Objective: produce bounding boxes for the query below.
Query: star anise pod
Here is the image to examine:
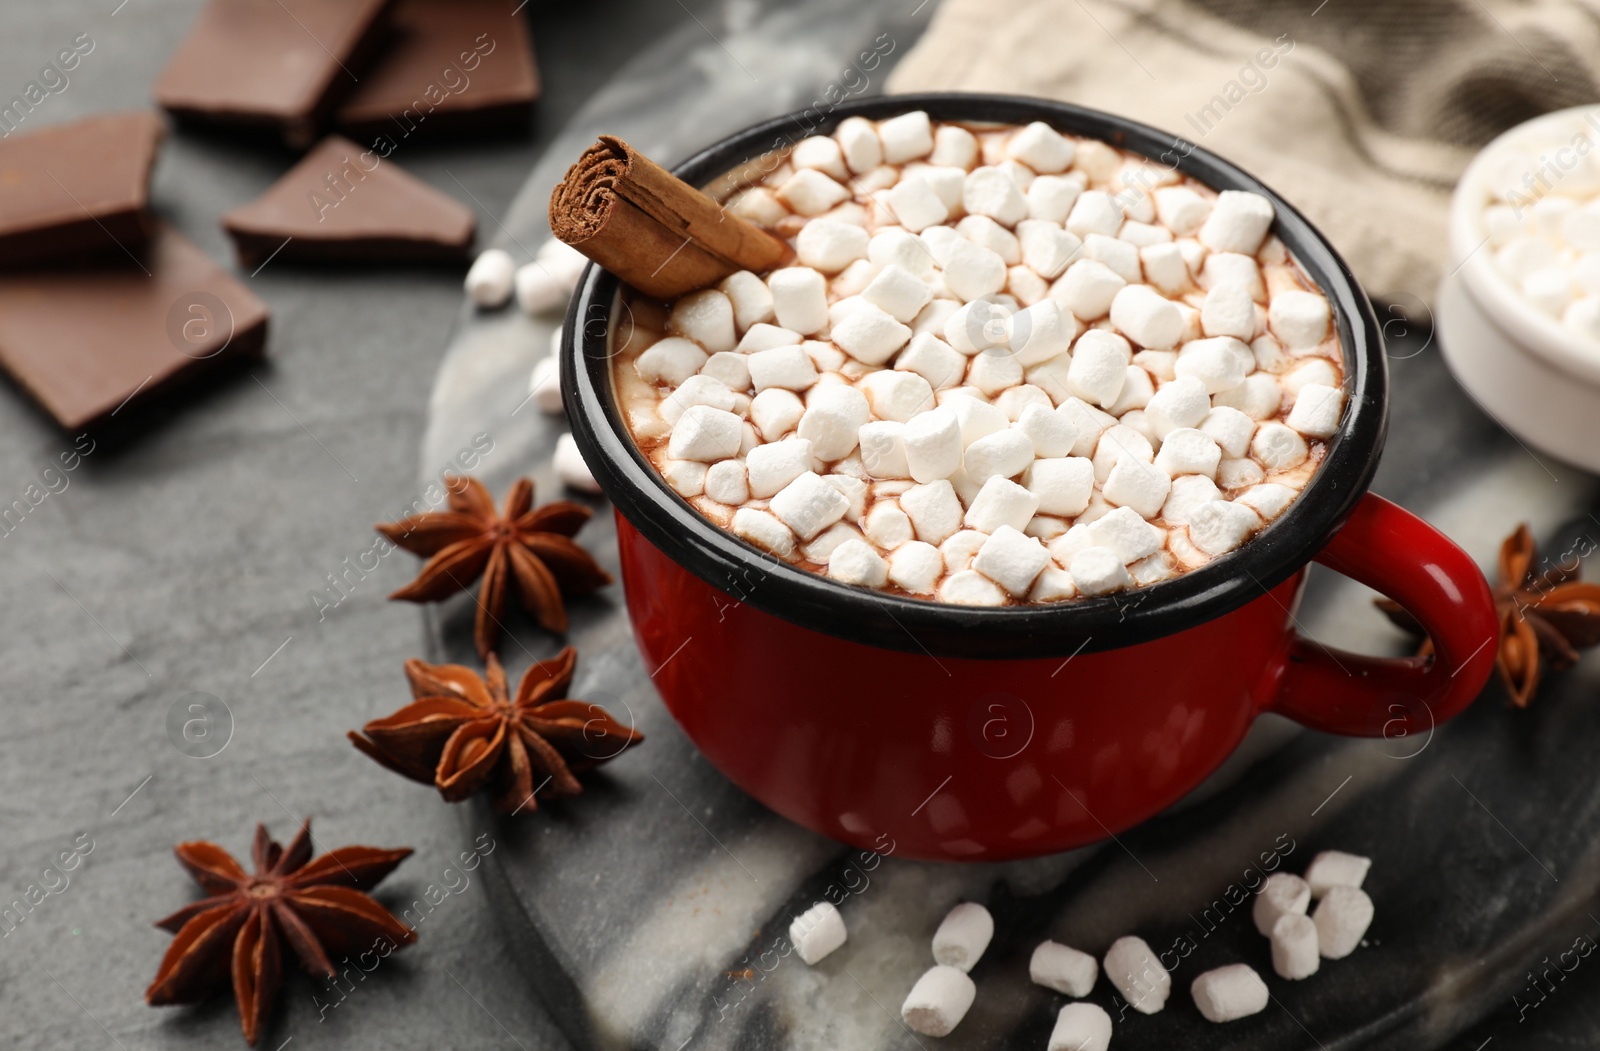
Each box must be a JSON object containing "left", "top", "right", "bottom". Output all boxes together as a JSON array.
[
  {"left": 377, "top": 475, "right": 611, "bottom": 658},
  {"left": 1378, "top": 523, "right": 1600, "bottom": 707},
  {"left": 145, "top": 819, "right": 414, "bottom": 1046},
  {"left": 348, "top": 647, "right": 643, "bottom": 814}
]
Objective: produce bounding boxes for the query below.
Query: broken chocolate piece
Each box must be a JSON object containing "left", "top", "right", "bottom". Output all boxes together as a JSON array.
[
  {"left": 0, "top": 222, "right": 269, "bottom": 430},
  {"left": 337, "top": 0, "right": 540, "bottom": 140},
  {"left": 221, "top": 135, "right": 476, "bottom": 266},
  {"left": 0, "top": 111, "right": 165, "bottom": 267},
  {"left": 154, "top": 0, "right": 395, "bottom": 148}
]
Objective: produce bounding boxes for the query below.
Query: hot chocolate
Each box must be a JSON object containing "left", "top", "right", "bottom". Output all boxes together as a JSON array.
[{"left": 610, "top": 111, "right": 1345, "bottom": 606}]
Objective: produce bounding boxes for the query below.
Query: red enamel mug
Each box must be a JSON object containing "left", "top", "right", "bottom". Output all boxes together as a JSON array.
[{"left": 563, "top": 93, "right": 1500, "bottom": 862}]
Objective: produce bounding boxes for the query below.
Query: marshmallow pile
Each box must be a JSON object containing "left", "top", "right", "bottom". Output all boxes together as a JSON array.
[
  {"left": 1252, "top": 849, "right": 1375, "bottom": 980},
  {"left": 902, "top": 901, "right": 994, "bottom": 1036},
  {"left": 1482, "top": 148, "right": 1600, "bottom": 339},
  {"left": 615, "top": 111, "right": 1346, "bottom": 605}
]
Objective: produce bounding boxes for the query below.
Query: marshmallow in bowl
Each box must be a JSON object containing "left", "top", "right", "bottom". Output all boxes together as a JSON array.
[{"left": 609, "top": 111, "right": 1347, "bottom": 605}]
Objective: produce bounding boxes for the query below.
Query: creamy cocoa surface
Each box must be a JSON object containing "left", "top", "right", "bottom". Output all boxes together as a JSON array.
[{"left": 610, "top": 112, "right": 1345, "bottom": 606}]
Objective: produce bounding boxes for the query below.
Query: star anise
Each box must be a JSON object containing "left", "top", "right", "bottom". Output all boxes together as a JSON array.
[
  {"left": 347, "top": 647, "right": 643, "bottom": 814},
  {"left": 1378, "top": 524, "right": 1600, "bottom": 707},
  {"left": 377, "top": 475, "right": 611, "bottom": 658},
  {"left": 145, "top": 819, "right": 414, "bottom": 1046}
]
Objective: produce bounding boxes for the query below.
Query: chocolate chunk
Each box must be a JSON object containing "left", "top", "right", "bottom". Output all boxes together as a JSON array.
[
  {"left": 0, "top": 222, "right": 269, "bottom": 430},
  {"left": 154, "top": 0, "right": 395, "bottom": 148},
  {"left": 337, "top": 0, "right": 540, "bottom": 140},
  {"left": 221, "top": 135, "right": 476, "bottom": 266},
  {"left": 0, "top": 111, "right": 164, "bottom": 268}
]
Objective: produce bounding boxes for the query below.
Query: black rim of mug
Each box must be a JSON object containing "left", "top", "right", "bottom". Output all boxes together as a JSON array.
[{"left": 563, "top": 92, "right": 1388, "bottom": 660}]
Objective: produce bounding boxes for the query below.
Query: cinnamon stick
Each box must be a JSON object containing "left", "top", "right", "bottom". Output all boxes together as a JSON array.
[{"left": 548, "top": 135, "right": 790, "bottom": 300}]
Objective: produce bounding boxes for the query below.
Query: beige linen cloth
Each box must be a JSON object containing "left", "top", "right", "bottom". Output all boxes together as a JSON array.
[{"left": 889, "top": 0, "right": 1600, "bottom": 308}]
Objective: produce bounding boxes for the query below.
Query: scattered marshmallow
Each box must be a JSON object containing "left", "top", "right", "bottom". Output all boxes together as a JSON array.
[
  {"left": 932, "top": 902, "right": 994, "bottom": 973},
  {"left": 789, "top": 901, "right": 846, "bottom": 965},
  {"left": 1271, "top": 913, "right": 1321, "bottom": 980},
  {"left": 465, "top": 248, "right": 515, "bottom": 307},
  {"left": 553, "top": 434, "right": 599, "bottom": 493},
  {"left": 529, "top": 356, "right": 564, "bottom": 415},
  {"left": 1103, "top": 935, "right": 1171, "bottom": 1014},
  {"left": 1313, "top": 886, "right": 1374, "bottom": 960},
  {"left": 1252, "top": 872, "right": 1311, "bottom": 936},
  {"left": 1030, "top": 940, "right": 1098, "bottom": 997},
  {"left": 1304, "top": 850, "right": 1372, "bottom": 897},
  {"left": 1048, "top": 1003, "right": 1112, "bottom": 1051},
  {"left": 901, "top": 965, "right": 976, "bottom": 1037},
  {"left": 1190, "top": 963, "right": 1269, "bottom": 1023},
  {"left": 515, "top": 260, "right": 571, "bottom": 315}
]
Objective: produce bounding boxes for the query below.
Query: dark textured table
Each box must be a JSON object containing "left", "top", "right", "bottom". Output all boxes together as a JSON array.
[{"left": 7, "top": 1, "right": 1600, "bottom": 1050}]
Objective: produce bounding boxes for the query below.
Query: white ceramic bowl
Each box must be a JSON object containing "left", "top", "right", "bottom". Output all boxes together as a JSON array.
[{"left": 1439, "top": 104, "right": 1600, "bottom": 471}]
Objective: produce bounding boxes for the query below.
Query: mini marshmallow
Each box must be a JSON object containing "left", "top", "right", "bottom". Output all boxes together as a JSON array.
[
  {"left": 1103, "top": 935, "right": 1171, "bottom": 1014},
  {"left": 1141, "top": 242, "right": 1191, "bottom": 294},
  {"left": 1252, "top": 872, "right": 1312, "bottom": 936},
  {"left": 735, "top": 322, "right": 803, "bottom": 354},
  {"left": 1175, "top": 337, "right": 1250, "bottom": 393},
  {"left": 1119, "top": 220, "right": 1171, "bottom": 247},
  {"left": 728, "top": 187, "right": 788, "bottom": 226},
  {"left": 903, "top": 405, "right": 965, "bottom": 482},
  {"left": 1217, "top": 456, "right": 1266, "bottom": 489},
  {"left": 1018, "top": 221, "right": 1083, "bottom": 281},
  {"left": 1313, "top": 886, "right": 1374, "bottom": 960},
  {"left": 553, "top": 434, "right": 599, "bottom": 493},
  {"left": 1029, "top": 566, "right": 1078, "bottom": 601},
  {"left": 1084, "top": 233, "right": 1141, "bottom": 284},
  {"left": 863, "top": 502, "right": 914, "bottom": 548},
  {"left": 871, "top": 228, "right": 937, "bottom": 278},
  {"left": 671, "top": 290, "right": 737, "bottom": 353},
  {"left": 1006, "top": 121, "right": 1075, "bottom": 173},
  {"left": 1188, "top": 499, "right": 1261, "bottom": 555},
  {"left": 831, "top": 302, "right": 912, "bottom": 366},
  {"left": 1087, "top": 506, "right": 1163, "bottom": 563},
  {"left": 789, "top": 901, "right": 847, "bottom": 965},
  {"left": 1129, "top": 551, "right": 1175, "bottom": 585},
  {"left": 829, "top": 539, "right": 890, "bottom": 586},
  {"left": 1028, "top": 174, "right": 1084, "bottom": 224},
  {"left": 826, "top": 472, "right": 868, "bottom": 518},
  {"left": 996, "top": 384, "right": 1052, "bottom": 420},
  {"left": 1304, "top": 850, "right": 1372, "bottom": 897},
  {"left": 879, "top": 110, "right": 934, "bottom": 164},
  {"left": 860, "top": 370, "right": 936, "bottom": 422},
  {"left": 658, "top": 375, "right": 738, "bottom": 425},
  {"left": 1142, "top": 378, "right": 1209, "bottom": 441},
  {"left": 661, "top": 458, "right": 707, "bottom": 498},
  {"left": 1110, "top": 284, "right": 1184, "bottom": 349},
  {"left": 1201, "top": 252, "right": 1264, "bottom": 301},
  {"left": 1155, "top": 186, "right": 1211, "bottom": 235},
  {"left": 1155, "top": 427, "right": 1221, "bottom": 479},
  {"left": 901, "top": 479, "right": 965, "bottom": 544},
  {"left": 1190, "top": 964, "right": 1269, "bottom": 1023},
  {"left": 1048, "top": 1003, "right": 1111, "bottom": 1051},
  {"left": 1214, "top": 372, "right": 1283, "bottom": 420},
  {"left": 750, "top": 388, "right": 805, "bottom": 441},
  {"left": 465, "top": 248, "right": 515, "bottom": 307},
  {"left": 942, "top": 241, "right": 1010, "bottom": 302},
  {"left": 837, "top": 116, "right": 884, "bottom": 173},
  {"left": 731, "top": 507, "right": 794, "bottom": 556},
  {"left": 1052, "top": 259, "right": 1126, "bottom": 320},
  {"left": 803, "top": 522, "right": 863, "bottom": 564},
  {"left": 777, "top": 168, "right": 850, "bottom": 215},
  {"left": 1271, "top": 912, "right": 1321, "bottom": 980},
  {"left": 932, "top": 902, "right": 995, "bottom": 972},
  {"left": 769, "top": 268, "right": 829, "bottom": 335},
  {"left": 1067, "top": 330, "right": 1132, "bottom": 407},
  {"left": 770, "top": 471, "right": 850, "bottom": 539},
  {"left": 965, "top": 476, "right": 1040, "bottom": 533},
  {"left": 796, "top": 219, "right": 870, "bottom": 273},
  {"left": 529, "top": 357, "right": 564, "bottom": 415},
  {"left": 1286, "top": 383, "right": 1344, "bottom": 438},
  {"left": 746, "top": 438, "right": 815, "bottom": 497},
  {"left": 1284, "top": 358, "right": 1338, "bottom": 398},
  {"left": 1066, "top": 190, "right": 1124, "bottom": 237},
  {"left": 860, "top": 264, "right": 934, "bottom": 323},
  {"left": 1251, "top": 422, "right": 1309, "bottom": 470},
  {"left": 1234, "top": 481, "right": 1295, "bottom": 520},
  {"left": 1160, "top": 474, "right": 1221, "bottom": 525},
  {"left": 896, "top": 333, "right": 967, "bottom": 389},
  {"left": 1016, "top": 403, "right": 1078, "bottom": 457},
  {"left": 902, "top": 964, "right": 976, "bottom": 1037},
  {"left": 704, "top": 459, "right": 749, "bottom": 505},
  {"left": 1009, "top": 264, "right": 1050, "bottom": 305},
  {"left": 791, "top": 135, "right": 848, "bottom": 180},
  {"left": 883, "top": 176, "right": 949, "bottom": 233},
  {"left": 748, "top": 344, "right": 819, "bottom": 392},
  {"left": 930, "top": 124, "right": 979, "bottom": 169},
  {"left": 1199, "top": 406, "right": 1256, "bottom": 457},
  {"left": 1070, "top": 547, "right": 1134, "bottom": 597},
  {"left": 974, "top": 526, "right": 1051, "bottom": 596},
  {"left": 964, "top": 166, "right": 1029, "bottom": 227},
  {"left": 514, "top": 261, "right": 570, "bottom": 315},
  {"left": 635, "top": 337, "right": 708, "bottom": 387},
  {"left": 1202, "top": 282, "right": 1257, "bottom": 340},
  {"left": 968, "top": 347, "right": 1025, "bottom": 395},
  {"left": 798, "top": 385, "right": 871, "bottom": 460},
  {"left": 958, "top": 214, "right": 1021, "bottom": 262},
  {"left": 1025, "top": 457, "right": 1095, "bottom": 517},
  {"left": 888, "top": 541, "right": 943, "bottom": 593},
  {"left": 1106, "top": 367, "right": 1155, "bottom": 417},
  {"left": 1026, "top": 355, "right": 1074, "bottom": 405},
  {"left": 1102, "top": 458, "right": 1171, "bottom": 518},
  {"left": 668, "top": 406, "right": 743, "bottom": 462},
  {"left": 948, "top": 396, "right": 1010, "bottom": 443},
  {"left": 938, "top": 569, "right": 1007, "bottom": 606},
  {"left": 1269, "top": 289, "right": 1332, "bottom": 349},
  {"left": 1072, "top": 138, "right": 1121, "bottom": 182},
  {"left": 859, "top": 421, "right": 911, "bottom": 479},
  {"left": 1030, "top": 940, "right": 1098, "bottom": 997},
  {"left": 966, "top": 413, "right": 1037, "bottom": 477},
  {"left": 941, "top": 529, "right": 988, "bottom": 573},
  {"left": 1199, "top": 190, "right": 1275, "bottom": 254}
]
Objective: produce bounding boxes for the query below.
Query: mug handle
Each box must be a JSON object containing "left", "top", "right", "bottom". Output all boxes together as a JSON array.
[{"left": 1267, "top": 493, "right": 1500, "bottom": 736}]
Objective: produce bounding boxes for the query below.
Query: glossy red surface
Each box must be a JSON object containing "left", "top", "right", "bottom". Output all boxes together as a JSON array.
[{"left": 616, "top": 494, "right": 1496, "bottom": 861}]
